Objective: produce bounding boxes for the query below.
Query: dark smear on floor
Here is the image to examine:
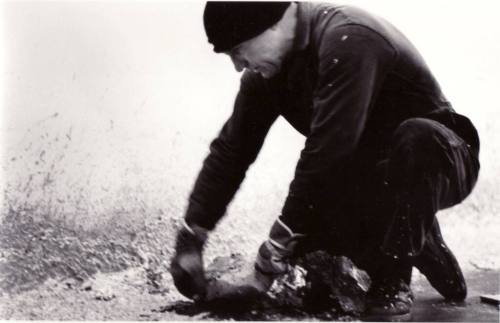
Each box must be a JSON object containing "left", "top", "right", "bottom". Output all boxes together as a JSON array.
[{"left": 158, "top": 259, "right": 499, "bottom": 322}]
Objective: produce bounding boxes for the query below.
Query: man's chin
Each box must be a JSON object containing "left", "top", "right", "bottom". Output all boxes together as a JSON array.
[{"left": 260, "top": 68, "right": 278, "bottom": 79}]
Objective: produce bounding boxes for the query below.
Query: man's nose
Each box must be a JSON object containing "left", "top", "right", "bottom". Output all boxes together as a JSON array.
[{"left": 230, "top": 56, "right": 247, "bottom": 72}]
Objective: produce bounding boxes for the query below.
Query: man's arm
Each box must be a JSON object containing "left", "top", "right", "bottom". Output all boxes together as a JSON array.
[
  {"left": 281, "top": 25, "right": 397, "bottom": 232},
  {"left": 185, "top": 71, "right": 279, "bottom": 230}
]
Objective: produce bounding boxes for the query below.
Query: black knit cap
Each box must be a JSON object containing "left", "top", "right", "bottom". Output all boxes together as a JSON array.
[{"left": 204, "top": 1, "right": 291, "bottom": 53}]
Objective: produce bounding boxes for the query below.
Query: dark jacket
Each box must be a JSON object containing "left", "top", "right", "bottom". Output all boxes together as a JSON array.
[{"left": 185, "top": 2, "right": 479, "bottom": 231}]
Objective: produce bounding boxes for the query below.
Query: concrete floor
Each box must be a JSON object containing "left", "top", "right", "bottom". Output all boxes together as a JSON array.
[
  {"left": 153, "top": 269, "right": 499, "bottom": 322},
  {"left": 411, "top": 270, "right": 499, "bottom": 322}
]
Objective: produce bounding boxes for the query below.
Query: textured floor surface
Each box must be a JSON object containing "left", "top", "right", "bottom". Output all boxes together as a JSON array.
[{"left": 1, "top": 262, "right": 498, "bottom": 321}]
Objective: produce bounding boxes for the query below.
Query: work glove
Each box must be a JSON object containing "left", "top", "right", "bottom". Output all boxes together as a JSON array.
[
  {"left": 255, "top": 218, "right": 306, "bottom": 277},
  {"left": 170, "top": 220, "right": 208, "bottom": 301}
]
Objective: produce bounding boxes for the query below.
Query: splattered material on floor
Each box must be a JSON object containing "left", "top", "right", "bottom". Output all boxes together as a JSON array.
[{"left": 162, "top": 251, "right": 371, "bottom": 321}]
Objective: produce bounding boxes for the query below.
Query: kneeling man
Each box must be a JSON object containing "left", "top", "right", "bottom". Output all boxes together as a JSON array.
[{"left": 171, "top": 2, "right": 480, "bottom": 321}]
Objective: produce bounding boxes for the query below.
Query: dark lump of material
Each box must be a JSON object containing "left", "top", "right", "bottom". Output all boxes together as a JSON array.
[{"left": 163, "top": 251, "right": 371, "bottom": 320}]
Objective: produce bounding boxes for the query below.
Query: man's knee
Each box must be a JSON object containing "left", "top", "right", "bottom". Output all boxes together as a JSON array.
[
  {"left": 390, "top": 118, "right": 456, "bottom": 175},
  {"left": 393, "top": 118, "right": 443, "bottom": 150},
  {"left": 388, "top": 117, "right": 478, "bottom": 207}
]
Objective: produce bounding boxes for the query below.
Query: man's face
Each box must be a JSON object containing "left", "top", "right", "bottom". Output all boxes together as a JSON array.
[{"left": 226, "top": 27, "right": 289, "bottom": 79}]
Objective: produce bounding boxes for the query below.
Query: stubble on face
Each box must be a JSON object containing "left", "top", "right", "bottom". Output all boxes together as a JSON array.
[
  {"left": 242, "top": 40, "right": 285, "bottom": 78},
  {"left": 227, "top": 21, "right": 296, "bottom": 78}
]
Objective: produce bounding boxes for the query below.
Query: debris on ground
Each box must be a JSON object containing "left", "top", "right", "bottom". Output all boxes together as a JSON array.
[
  {"left": 162, "top": 251, "right": 371, "bottom": 320},
  {"left": 295, "top": 251, "right": 371, "bottom": 313}
]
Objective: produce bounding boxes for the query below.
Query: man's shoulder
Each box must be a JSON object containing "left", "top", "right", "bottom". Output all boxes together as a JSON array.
[
  {"left": 300, "top": 2, "right": 406, "bottom": 56},
  {"left": 300, "top": 2, "right": 374, "bottom": 27},
  {"left": 300, "top": 2, "right": 398, "bottom": 49}
]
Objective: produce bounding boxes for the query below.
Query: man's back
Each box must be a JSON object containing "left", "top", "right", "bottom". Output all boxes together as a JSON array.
[{"left": 261, "top": 2, "right": 453, "bottom": 141}]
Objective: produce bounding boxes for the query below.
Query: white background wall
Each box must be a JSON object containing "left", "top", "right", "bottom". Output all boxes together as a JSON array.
[{"left": 1, "top": 1, "right": 499, "bottom": 269}]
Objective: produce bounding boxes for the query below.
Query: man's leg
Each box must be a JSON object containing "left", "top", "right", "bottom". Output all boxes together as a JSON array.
[
  {"left": 361, "top": 117, "right": 479, "bottom": 320},
  {"left": 381, "top": 117, "right": 479, "bottom": 258}
]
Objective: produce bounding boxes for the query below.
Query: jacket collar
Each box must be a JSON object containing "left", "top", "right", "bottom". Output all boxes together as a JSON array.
[{"left": 293, "top": 2, "right": 312, "bottom": 52}]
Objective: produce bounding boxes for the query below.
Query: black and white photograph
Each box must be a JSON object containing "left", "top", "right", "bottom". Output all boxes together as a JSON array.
[{"left": 1, "top": 0, "right": 499, "bottom": 321}]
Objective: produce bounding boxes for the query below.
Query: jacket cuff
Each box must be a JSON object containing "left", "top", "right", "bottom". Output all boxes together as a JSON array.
[
  {"left": 185, "top": 201, "right": 218, "bottom": 231},
  {"left": 280, "top": 193, "right": 315, "bottom": 234}
]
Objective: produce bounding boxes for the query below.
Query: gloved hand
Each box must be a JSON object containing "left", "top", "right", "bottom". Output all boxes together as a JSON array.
[
  {"left": 255, "top": 218, "right": 306, "bottom": 277},
  {"left": 170, "top": 220, "right": 208, "bottom": 301},
  {"left": 203, "top": 219, "right": 306, "bottom": 303}
]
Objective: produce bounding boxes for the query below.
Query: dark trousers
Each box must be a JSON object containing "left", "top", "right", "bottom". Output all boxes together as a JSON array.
[{"left": 294, "top": 115, "right": 480, "bottom": 279}]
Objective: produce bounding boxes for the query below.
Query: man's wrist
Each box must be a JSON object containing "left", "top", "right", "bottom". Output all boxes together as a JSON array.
[{"left": 179, "top": 219, "right": 209, "bottom": 246}]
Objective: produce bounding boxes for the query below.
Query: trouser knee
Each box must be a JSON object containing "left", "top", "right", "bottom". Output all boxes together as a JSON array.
[
  {"left": 390, "top": 118, "right": 452, "bottom": 185},
  {"left": 379, "top": 117, "right": 478, "bottom": 256},
  {"left": 389, "top": 117, "right": 478, "bottom": 206}
]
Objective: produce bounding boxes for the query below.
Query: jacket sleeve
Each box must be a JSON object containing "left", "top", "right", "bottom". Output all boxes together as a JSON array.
[
  {"left": 185, "top": 71, "right": 279, "bottom": 230},
  {"left": 281, "top": 24, "right": 397, "bottom": 232}
]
